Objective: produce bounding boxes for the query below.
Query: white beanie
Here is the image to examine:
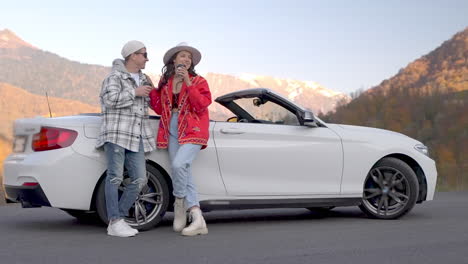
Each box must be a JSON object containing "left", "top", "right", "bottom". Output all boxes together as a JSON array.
[{"left": 121, "top": 40, "right": 145, "bottom": 58}]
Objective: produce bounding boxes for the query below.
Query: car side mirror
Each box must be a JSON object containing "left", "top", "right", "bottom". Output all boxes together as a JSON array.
[
  {"left": 302, "top": 111, "right": 318, "bottom": 127},
  {"left": 253, "top": 98, "right": 268, "bottom": 107}
]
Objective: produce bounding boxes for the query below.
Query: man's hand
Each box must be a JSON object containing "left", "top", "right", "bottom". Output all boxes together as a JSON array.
[{"left": 135, "top": 85, "right": 153, "bottom": 97}]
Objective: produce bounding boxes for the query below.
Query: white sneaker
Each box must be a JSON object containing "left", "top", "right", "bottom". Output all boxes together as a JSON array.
[
  {"left": 173, "top": 198, "right": 187, "bottom": 232},
  {"left": 107, "top": 219, "right": 136, "bottom": 237},
  {"left": 181, "top": 207, "right": 208, "bottom": 236},
  {"left": 121, "top": 220, "right": 139, "bottom": 235}
]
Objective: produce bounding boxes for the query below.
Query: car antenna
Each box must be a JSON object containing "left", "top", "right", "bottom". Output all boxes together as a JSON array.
[{"left": 42, "top": 87, "right": 53, "bottom": 118}]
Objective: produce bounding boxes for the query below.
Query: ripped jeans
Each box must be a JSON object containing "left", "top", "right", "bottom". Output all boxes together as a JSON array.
[
  {"left": 103, "top": 140, "right": 147, "bottom": 221},
  {"left": 168, "top": 112, "right": 202, "bottom": 209}
]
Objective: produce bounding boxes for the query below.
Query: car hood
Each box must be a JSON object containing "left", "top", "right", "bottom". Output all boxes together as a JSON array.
[
  {"left": 327, "top": 123, "right": 422, "bottom": 146},
  {"left": 337, "top": 124, "right": 406, "bottom": 136}
]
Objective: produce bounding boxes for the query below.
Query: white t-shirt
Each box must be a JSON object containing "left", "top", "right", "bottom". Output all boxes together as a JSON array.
[{"left": 130, "top": 72, "right": 140, "bottom": 86}]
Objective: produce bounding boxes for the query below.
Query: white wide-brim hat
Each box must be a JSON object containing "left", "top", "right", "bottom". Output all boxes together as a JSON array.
[{"left": 163, "top": 42, "right": 202, "bottom": 66}]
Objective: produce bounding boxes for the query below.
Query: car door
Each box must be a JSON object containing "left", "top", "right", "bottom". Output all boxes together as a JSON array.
[{"left": 212, "top": 98, "right": 343, "bottom": 196}]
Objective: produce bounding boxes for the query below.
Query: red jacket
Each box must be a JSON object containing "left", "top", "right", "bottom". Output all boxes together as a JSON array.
[{"left": 149, "top": 75, "right": 212, "bottom": 149}]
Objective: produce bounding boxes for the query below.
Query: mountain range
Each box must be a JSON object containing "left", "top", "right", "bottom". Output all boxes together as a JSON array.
[
  {"left": 0, "top": 29, "right": 349, "bottom": 115},
  {"left": 0, "top": 29, "right": 111, "bottom": 106}
]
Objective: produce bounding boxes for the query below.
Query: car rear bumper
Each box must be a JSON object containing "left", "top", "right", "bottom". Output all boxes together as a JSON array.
[
  {"left": 5, "top": 184, "right": 51, "bottom": 208},
  {"left": 3, "top": 148, "right": 106, "bottom": 210}
]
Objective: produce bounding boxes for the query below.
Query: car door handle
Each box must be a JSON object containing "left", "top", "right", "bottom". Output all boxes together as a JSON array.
[{"left": 220, "top": 128, "right": 246, "bottom": 134}]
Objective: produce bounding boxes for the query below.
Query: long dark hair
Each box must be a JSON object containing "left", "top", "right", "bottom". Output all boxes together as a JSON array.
[{"left": 159, "top": 52, "right": 198, "bottom": 89}]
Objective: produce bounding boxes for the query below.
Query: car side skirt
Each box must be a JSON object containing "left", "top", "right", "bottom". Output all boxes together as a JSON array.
[{"left": 200, "top": 197, "right": 362, "bottom": 211}]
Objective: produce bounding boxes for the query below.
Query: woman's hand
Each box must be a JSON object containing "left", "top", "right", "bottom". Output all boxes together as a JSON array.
[{"left": 175, "top": 65, "right": 192, "bottom": 86}]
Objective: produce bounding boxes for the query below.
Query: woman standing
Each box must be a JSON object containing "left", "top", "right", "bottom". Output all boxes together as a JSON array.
[{"left": 149, "top": 42, "right": 211, "bottom": 236}]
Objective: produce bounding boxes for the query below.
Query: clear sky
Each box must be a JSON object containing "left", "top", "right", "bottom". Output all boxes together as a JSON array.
[{"left": 1, "top": 0, "right": 467, "bottom": 94}]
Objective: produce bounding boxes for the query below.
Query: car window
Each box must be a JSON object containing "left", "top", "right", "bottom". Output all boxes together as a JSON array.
[{"left": 233, "top": 98, "right": 300, "bottom": 126}]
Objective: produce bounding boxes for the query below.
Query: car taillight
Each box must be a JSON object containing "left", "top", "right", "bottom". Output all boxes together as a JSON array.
[
  {"left": 32, "top": 127, "right": 78, "bottom": 152},
  {"left": 22, "top": 182, "right": 39, "bottom": 187}
]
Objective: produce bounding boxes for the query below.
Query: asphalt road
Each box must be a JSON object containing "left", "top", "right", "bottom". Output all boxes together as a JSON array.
[{"left": 1, "top": 192, "right": 467, "bottom": 264}]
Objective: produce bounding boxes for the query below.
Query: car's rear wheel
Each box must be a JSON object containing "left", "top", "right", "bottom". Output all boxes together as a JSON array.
[
  {"left": 96, "top": 164, "right": 170, "bottom": 230},
  {"left": 359, "top": 157, "right": 419, "bottom": 219}
]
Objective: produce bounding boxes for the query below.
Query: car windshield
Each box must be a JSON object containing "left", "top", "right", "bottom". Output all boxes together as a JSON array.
[
  {"left": 268, "top": 90, "right": 306, "bottom": 111},
  {"left": 233, "top": 97, "right": 300, "bottom": 125}
]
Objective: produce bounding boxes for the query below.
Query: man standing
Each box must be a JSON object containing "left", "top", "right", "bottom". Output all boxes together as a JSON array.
[{"left": 96, "top": 40, "right": 155, "bottom": 237}]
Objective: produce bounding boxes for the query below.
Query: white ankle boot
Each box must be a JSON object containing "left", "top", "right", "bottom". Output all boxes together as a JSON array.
[
  {"left": 181, "top": 207, "right": 208, "bottom": 236},
  {"left": 173, "top": 197, "right": 187, "bottom": 232}
]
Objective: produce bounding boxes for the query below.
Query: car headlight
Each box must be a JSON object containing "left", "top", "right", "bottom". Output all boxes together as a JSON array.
[{"left": 414, "top": 144, "right": 429, "bottom": 157}]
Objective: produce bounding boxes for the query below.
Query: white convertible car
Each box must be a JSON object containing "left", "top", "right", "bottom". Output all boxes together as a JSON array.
[{"left": 3, "top": 88, "right": 437, "bottom": 230}]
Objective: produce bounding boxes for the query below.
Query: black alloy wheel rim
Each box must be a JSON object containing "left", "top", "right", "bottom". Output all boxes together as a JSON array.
[
  {"left": 118, "top": 172, "right": 164, "bottom": 227},
  {"left": 362, "top": 166, "right": 411, "bottom": 217}
]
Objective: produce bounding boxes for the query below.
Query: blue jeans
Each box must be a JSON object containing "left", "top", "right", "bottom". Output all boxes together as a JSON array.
[
  {"left": 168, "top": 112, "right": 202, "bottom": 209},
  {"left": 104, "top": 140, "right": 147, "bottom": 221}
]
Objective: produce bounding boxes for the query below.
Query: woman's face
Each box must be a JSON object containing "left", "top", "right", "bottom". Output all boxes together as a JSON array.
[{"left": 173, "top": 50, "right": 192, "bottom": 69}]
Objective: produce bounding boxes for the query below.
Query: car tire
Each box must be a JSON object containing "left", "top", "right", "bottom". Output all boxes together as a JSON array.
[
  {"left": 359, "top": 157, "right": 419, "bottom": 219},
  {"left": 95, "top": 163, "right": 170, "bottom": 230}
]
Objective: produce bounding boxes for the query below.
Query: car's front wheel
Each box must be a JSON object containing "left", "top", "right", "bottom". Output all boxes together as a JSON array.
[
  {"left": 359, "top": 157, "right": 419, "bottom": 219},
  {"left": 96, "top": 164, "right": 170, "bottom": 230}
]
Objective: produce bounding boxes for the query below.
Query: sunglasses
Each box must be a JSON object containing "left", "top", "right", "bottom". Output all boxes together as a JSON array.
[{"left": 135, "top": 52, "right": 148, "bottom": 59}]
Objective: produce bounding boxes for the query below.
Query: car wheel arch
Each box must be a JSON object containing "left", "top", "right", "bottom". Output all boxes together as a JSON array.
[
  {"left": 381, "top": 153, "right": 428, "bottom": 203},
  {"left": 89, "top": 170, "right": 106, "bottom": 211},
  {"left": 88, "top": 161, "right": 174, "bottom": 212}
]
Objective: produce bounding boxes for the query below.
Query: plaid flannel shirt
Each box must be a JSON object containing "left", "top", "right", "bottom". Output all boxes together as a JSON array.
[{"left": 96, "top": 59, "right": 156, "bottom": 152}]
